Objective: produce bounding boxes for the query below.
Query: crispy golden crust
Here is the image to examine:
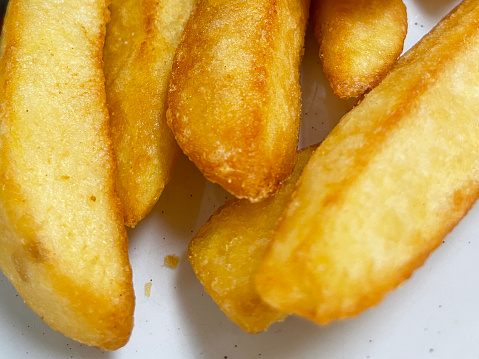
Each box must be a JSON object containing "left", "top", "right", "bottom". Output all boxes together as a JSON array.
[
  {"left": 314, "top": 0, "right": 407, "bottom": 99},
  {"left": 256, "top": 0, "right": 479, "bottom": 324},
  {"left": 188, "top": 145, "right": 317, "bottom": 333},
  {"left": 104, "top": 0, "right": 195, "bottom": 227},
  {"left": 0, "top": 0, "right": 134, "bottom": 350},
  {"left": 167, "top": 0, "right": 310, "bottom": 202}
]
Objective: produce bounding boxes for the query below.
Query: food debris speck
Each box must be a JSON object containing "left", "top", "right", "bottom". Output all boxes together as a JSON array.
[
  {"left": 145, "top": 281, "right": 152, "bottom": 297},
  {"left": 164, "top": 254, "right": 180, "bottom": 269}
]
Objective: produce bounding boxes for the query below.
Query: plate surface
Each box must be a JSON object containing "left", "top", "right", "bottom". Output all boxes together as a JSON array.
[{"left": 1, "top": 1, "right": 475, "bottom": 358}]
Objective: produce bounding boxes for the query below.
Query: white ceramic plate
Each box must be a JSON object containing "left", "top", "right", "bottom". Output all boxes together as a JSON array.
[{"left": 1, "top": 1, "right": 475, "bottom": 358}]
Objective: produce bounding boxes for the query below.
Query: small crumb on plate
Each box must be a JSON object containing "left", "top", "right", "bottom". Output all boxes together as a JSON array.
[
  {"left": 164, "top": 254, "right": 180, "bottom": 269},
  {"left": 145, "top": 281, "right": 152, "bottom": 297}
]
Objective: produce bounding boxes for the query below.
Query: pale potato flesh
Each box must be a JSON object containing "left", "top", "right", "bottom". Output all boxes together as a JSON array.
[
  {"left": 0, "top": 0, "right": 134, "bottom": 350},
  {"left": 188, "top": 145, "right": 317, "bottom": 333},
  {"left": 256, "top": 0, "right": 479, "bottom": 325},
  {"left": 103, "top": 0, "right": 196, "bottom": 227},
  {"left": 314, "top": 0, "right": 407, "bottom": 99},
  {"left": 167, "top": 0, "right": 310, "bottom": 202}
]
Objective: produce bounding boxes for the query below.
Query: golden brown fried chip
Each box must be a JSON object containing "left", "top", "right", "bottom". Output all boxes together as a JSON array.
[
  {"left": 189, "top": 145, "right": 317, "bottom": 333},
  {"left": 167, "top": 0, "right": 310, "bottom": 202},
  {"left": 103, "top": 0, "right": 196, "bottom": 227},
  {"left": 314, "top": 0, "right": 407, "bottom": 99},
  {"left": 256, "top": 0, "right": 479, "bottom": 325},
  {"left": 0, "top": 0, "right": 134, "bottom": 350}
]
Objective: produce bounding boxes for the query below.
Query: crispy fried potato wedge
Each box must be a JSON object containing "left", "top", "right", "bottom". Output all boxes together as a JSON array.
[
  {"left": 313, "top": 0, "right": 407, "bottom": 99},
  {"left": 0, "top": 0, "right": 134, "bottom": 350},
  {"left": 103, "top": 0, "right": 196, "bottom": 227},
  {"left": 256, "top": 0, "right": 479, "bottom": 325},
  {"left": 189, "top": 145, "right": 317, "bottom": 333},
  {"left": 167, "top": 0, "right": 310, "bottom": 202}
]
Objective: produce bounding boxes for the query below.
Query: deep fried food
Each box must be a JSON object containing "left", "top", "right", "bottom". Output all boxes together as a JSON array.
[
  {"left": 313, "top": 0, "right": 407, "bottom": 99},
  {"left": 103, "top": 0, "right": 196, "bottom": 227},
  {"left": 256, "top": 0, "right": 479, "bottom": 325},
  {"left": 0, "top": 0, "right": 134, "bottom": 349},
  {"left": 167, "top": 0, "right": 310, "bottom": 202},
  {"left": 189, "top": 145, "right": 317, "bottom": 333}
]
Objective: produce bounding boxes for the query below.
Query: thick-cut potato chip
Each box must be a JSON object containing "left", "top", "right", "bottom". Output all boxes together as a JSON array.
[
  {"left": 314, "top": 0, "right": 407, "bottom": 99},
  {"left": 103, "top": 0, "right": 196, "bottom": 227},
  {"left": 0, "top": 0, "right": 134, "bottom": 350},
  {"left": 256, "top": 0, "right": 479, "bottom": 325},
  {"left": 167, "top": 0, "right": 310, "bottom": 202},
  {"left": 189, "top": 145, "right": 317, "bottom": 333}
]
